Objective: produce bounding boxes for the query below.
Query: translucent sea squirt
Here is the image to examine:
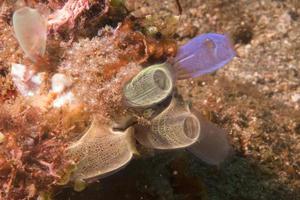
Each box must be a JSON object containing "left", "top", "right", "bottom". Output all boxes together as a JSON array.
[
  {"left": 174, "top": 33, "right": 236, "bottom": 79},
  {"left": 67, "top": 120, "right": 137, "bottom": 181},
  {"left": 188, "top": 110, "right": 231, "bottom": 165},
  {"left": 135, "top": 97, "right": 201, "bottom": 149},
  {"left": 13, "top": 7, "right": 47, "bottom": 62},
  {"left": 123, "top": 63, "right": 173, "bottom": 107}
]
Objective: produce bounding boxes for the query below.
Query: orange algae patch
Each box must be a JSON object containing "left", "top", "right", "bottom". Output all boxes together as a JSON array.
[
  {"left": 0, "top": 74, "right": 17, "bottom": 102},
  {"left": 103, "top": 20, "right": 177, "bottom": 81},
  {"left": 103, "top": 59, "right": 129, "bottom": 81}
]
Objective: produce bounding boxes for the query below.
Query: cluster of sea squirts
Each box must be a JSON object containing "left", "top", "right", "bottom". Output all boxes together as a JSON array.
[{"left": 11, "top": 6, "right": 236, "bottom": 190}]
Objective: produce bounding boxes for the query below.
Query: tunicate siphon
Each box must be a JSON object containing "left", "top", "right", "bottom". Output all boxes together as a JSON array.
[
  {"left": 123, "top": 63, "right": 173, "bottom": 107},
  {"left": 135, "top": 97, "right": 200, "bottom": 149}
]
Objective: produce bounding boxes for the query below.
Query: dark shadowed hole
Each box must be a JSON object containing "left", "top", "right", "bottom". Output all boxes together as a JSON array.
[
  {"left": 0, "top": 68, "right": 8, "bottom": 76},
  {"left": 233, "top": 25, "right": 253, "bottom": 44},
  {"left": 289, "top": 10, "right": 299, "bottom": 21},
  {"left": 184, "top": 116, "right": 199, "bottom": 139},
  {"left": 295, "top": 123, "right": 300, "bottom": 134},
  {"left": 153, "top": 70, "right": 169, "bottom": 90}
]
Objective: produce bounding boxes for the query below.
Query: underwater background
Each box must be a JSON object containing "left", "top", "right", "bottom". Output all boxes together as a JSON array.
[{"left": 0, "top": 0, "right": 299, "bottom": 200}]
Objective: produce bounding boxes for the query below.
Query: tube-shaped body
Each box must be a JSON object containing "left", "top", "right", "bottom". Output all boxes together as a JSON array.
[
  {"left": 13, "top": 7, "right": 47, "bottom": 62},
  {"left": 67, "top": 120, "right": 136, "bottom": 181},
  {"left": 174, "top": 33, "right": 235, "bottom": 79},
  {"left": 135, "top": 97, "right": 200, "bottom": 149},
  {"left": 123, "top": 63, "right": 173, "bottom": 108}
]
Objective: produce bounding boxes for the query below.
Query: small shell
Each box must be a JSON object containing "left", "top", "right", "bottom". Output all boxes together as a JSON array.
[
  {"left": 67, "top": 120, "right": 136, "bottom": 181},
  {"left": 123, "top": 63, "right": 173, "bottom": 107},
  {"left": 13, "top": 7, "right": 47, "bottom": 62},
  {"left": 135, "top": 97, "right": 200, "bottom": 149}
]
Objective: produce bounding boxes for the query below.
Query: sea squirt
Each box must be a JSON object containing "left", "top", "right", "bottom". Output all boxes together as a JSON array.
[
  {"left": 174, "top": 33, "right": 236, "bottom": 79},
  {"left": 123, "top": 63, "right": 174, "bottom": 108},
  {"left": 135, "top": 97, "right": 201, "bottom": 149},
  {"left": 13, "top": 7, "right": 47, "bottom": 62},
  {"left": 66, "top": 120, "right": 137, "bottom": 182}
]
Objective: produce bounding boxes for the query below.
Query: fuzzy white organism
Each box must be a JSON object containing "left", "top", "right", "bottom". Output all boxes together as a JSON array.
[{"left": 11, "top": 63, "right": 45, "bottom": 97}]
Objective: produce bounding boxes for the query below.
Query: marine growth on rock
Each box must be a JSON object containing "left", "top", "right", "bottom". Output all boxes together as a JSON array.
[{"left": 0, "top": 2, "right": 235, "bottom": 199}]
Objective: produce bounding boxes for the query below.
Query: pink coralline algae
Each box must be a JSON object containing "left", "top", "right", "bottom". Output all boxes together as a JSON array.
[{"left": 48, "top": 0, "right": 90, "bottom": 31}]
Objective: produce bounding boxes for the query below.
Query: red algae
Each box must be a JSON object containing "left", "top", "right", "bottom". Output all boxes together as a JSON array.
[{"left": 0, "top": 103, "right": 69, "bottom": 199}]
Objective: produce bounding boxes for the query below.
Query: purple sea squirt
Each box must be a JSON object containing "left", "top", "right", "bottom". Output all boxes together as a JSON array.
[{"left": 173, "top": 33, "right": 236, "bottom": 79}]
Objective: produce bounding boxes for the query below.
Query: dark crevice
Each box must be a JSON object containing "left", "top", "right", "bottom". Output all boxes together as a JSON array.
[{"left": 233, "top": 25, "right": 253, "bottom": 45}]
